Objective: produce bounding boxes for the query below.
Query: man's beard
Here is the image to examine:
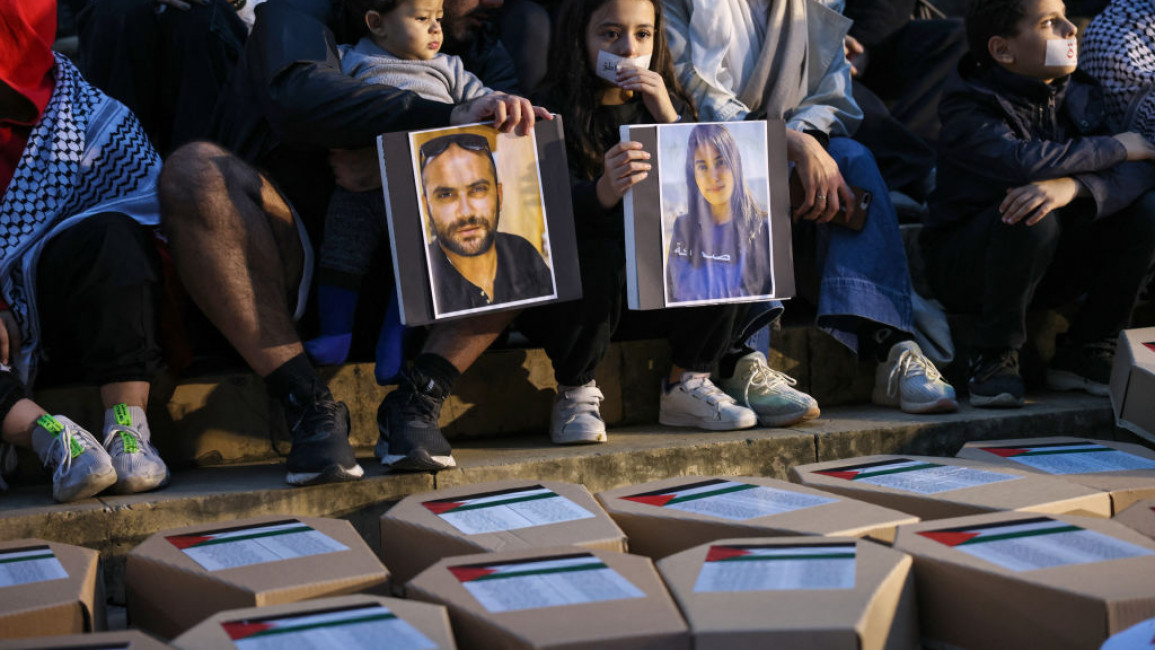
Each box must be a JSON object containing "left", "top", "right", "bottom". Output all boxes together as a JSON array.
[{"left": 437, "top": 215, "right": 497, "bottom": 257}]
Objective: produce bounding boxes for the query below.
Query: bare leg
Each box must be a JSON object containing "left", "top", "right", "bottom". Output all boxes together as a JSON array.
[
  {"left": 158, "top": 142, "right": 304, "bottom": 377},
  {"left": 101, "top": 381, "right": 149, "bottom": 409},
  {"left": 423, "top": 310, "right": 518, "bottom": 373},
  {"left": 1, "top": 399, "right": 47, "bottom": 448}
]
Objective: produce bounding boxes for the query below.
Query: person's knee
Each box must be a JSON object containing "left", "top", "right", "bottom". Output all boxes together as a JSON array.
[
  {"left": 159, "top": 141, "right": 264, "bottom": 225},
  {"left": 998, "top": 212, "right": 1061, "bottom": 254}
]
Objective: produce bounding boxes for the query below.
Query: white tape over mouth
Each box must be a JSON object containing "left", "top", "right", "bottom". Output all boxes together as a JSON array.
[
  {"left": 1045, "top": 38, "right": 1077, "bottom": 67},
  {"left": 595, "top": 49, "right": 653, "bottom": 83}
]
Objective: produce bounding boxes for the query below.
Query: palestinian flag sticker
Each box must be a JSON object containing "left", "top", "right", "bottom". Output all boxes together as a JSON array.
[
  {"left": 449, "top": 552, "right": 645, "bottom": 613},
  {"left": 918, "top": 516, "right": 1155, "bottom": 572},
  {"left": 620, "top": 478, "right": 836, "bottom": 521},
  {"left": 421, "top": 485, "right": 595, "bottom": 534},
  {"left": 221, "top": 603, "right": 436, "bottom": 650},
  {"left": 693, "top": 542, "right": 857, "bottom": 592},
  {"left": 0, "top": 544, "right": 68, "bottom": 588},
  {"left": 166, "top": 520, "right": 349, "bottom": 572},
  {"left": 975, "top": 441, "right": 1155, "bottom": 475},
  {"left": 814, "top": 458, "right": 1020, "bottom": 494}
]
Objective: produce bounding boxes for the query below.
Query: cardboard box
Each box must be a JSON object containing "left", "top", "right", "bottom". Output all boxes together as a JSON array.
[
  {"left": 0, "top": 538, "right": 104, "bottom": 639},
  {"left": 957, "top": 436, "right": 1155, "bottom": 513},
  {"left": 126, "top": 515, "right": 390, "bottom": 639},
  {"left": 0, "top": 631, "right": 169, "bottom": 649},
  {"left": 594, "top": 476, "right": 919, "bottom": 559},
  {"left": 1114, "top": 499, "right": 1155, "bottom": 539},
  {"left": 407, "top": 546, "right": 690, "bottom": 649},
  {"left": 172, "top": 594, "right": 455, "bottom": 649},
  {"left": 381, "top": 480, "right": 627, "bottom": 584},
  {"left": 892, "top": 511, "right": 1155, "bottom": 650},
  {"left": 1110, "top": 327, "right": 1155, "bottom": 443},
  {"left": 790, "top": 454, "right": 1111, "bottom": 520},
  {"left": 656, "top": 536, "right": 918, "bottom": 650}
]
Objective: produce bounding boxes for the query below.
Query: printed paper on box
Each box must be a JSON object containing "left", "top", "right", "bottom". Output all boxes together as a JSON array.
[
  {"left": 815, "top": 458, "right": 1021, "bottom": 494},
  {"left": 693, "top": 542, "right": 856, "bottom": 592},
  {"left": 975, "top": 441, "right": 1155, "bottom": 475},
  {"left": 221, "top": 603, "right": 436, "bottom": 650},
  {"left": 423, "top": 484, "right": 595, "bottom": 534},
  {"left": 620, "top": 478, "right": 837, "bottom": 521},
  {"left": 0, "top": 544, "right": 68, "bottom": 588},
  {"left": 450, "top": 552, "right": 645, "bottom": 613},
  {"left": 166, "top": 519, "right": 349, "bottom": 571},
  {"left": 917, "top": 516, "right": 1155, "bottom": 571}
]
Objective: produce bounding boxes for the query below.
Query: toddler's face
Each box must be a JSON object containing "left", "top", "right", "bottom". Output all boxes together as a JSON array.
[
  {"left": 994, "top": 0, "right": 1078, "bottom": 82},
  {"left": 369, "top": 0, "right": 445, "bottom": 61}
]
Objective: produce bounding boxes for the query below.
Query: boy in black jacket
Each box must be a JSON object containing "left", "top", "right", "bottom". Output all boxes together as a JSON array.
[{"left": 923, "top": 0, "right": 1155, "bottom": 407}]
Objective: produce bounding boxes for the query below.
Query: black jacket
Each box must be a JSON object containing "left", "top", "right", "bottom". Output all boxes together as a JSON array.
[{"left": 928, "top": 58, "right": 1155, "bottom": 228}]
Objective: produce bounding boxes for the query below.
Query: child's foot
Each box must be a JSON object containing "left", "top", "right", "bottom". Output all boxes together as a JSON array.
[
  {"left": 660, "top": 372, "right": 757, "bottom": 431},
  {"left": 968, "top": 348, "right": 1025, "bottom": 408},
  {"left": 872, "top": 341, "right": 958, "bottom": 414},
  {"left": 103, "top": 404, "right": 170, "bottom": 494},
  {"left": 32, "top": 415, "right": 117, "bottom": 502},
  {"left": 304, "top": 332, "right": 354, "bottom": 366},
  {"left": 1046, "top": 339, "right": 1113, "bottom": 397},
  {"left": 551, "top": 382, "right": 607, "bottom": 445}
]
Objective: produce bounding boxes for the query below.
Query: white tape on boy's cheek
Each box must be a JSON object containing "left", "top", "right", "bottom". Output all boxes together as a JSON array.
[
  {"left": 595, "top": 50, "right": 653, "bottom": 83},
  {"left": 1045, "top": 38, "right": 1077, "bottom": 67}
]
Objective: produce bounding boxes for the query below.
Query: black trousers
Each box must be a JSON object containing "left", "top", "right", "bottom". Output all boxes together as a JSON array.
[
  {"left": 518, "top": 237, "right": 738, "bottom": 386},
  {"left": 923, "top": 191, "right": 1155, "bottom": 350},
  {"left": 37, "top": 213, "right": 165, "bottom": 386}
]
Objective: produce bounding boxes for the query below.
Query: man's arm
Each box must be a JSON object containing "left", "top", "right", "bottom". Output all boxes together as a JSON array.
[{"left": 1075, "top": 161, "right": 1155, "bottom": 218}]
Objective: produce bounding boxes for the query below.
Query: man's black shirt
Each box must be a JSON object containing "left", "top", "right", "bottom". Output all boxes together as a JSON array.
[{"left": 428, "top": 232, "right": 553, "bottom": 314}]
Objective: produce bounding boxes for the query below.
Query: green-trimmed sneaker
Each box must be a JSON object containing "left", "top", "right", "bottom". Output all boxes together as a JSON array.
[
  {"left": 103, "top": 404, "right": 170, "bottom": 494},
  {"left": 31, "top": 414, "right": 117, "bottom": 502}
]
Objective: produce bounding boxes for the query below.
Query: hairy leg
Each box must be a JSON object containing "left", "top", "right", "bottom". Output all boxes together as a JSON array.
[{"left": 422, "top": 310, "right": 518, "bottom": 373}]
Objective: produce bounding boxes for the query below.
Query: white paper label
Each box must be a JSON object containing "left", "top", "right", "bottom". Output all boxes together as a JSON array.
[
  {"left": 451, "top": 552, "right": 645, "bottom": 613},
  {"left": 167, "top": 520, "right": 349, "bottom": 571},
  {"left": 423, "top": 485, "right": 595, "bottom": 534},
  {"left": 621, "top": 478, "right": 837, "bottom": 520},
  {"left": 1045, "top": 38, "right": 1077, "bottom": 67},
  {"left": 223, "top": 603, "right": 436, "bottom": 650},
  {"left": 595, "top": 49, "right": 653, "bottom": 83},
  {"left": 693, "top": 542, "right": 856, "bottom": 592},
  {"left": 918, "top": 516, "right": 1155, "bottom": 572},
  {"left": 977, "top": 442, "right": 1155, "bottom": 475},
  {"left": 1101, "top": 617, "right": 1155, "bottom": 650},
  {"left": 816, "top": 458, "right": 1020, "bottom": 494},
  {"left": 0, "top": 545, "right": 68, "bottom": 588}
]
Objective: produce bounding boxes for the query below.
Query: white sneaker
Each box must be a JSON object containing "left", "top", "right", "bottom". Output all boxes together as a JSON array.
[
  {"left": 660, "top": 372, "right": 757, "bottom": 431},
  {"left": 550, "top": 382, "right": 607, "bottom": 445},
  {"left": 872, "top": 341, "right": 958, "bottom": 414},
  {"left": 103, "top": 404, "right": 170, "bottom": 494},
  {"left": 719, "top": 352, "right": 820, "bottom": 427},
  {"left": 31, "top": 414, "right": 117, "bottom": 502}
]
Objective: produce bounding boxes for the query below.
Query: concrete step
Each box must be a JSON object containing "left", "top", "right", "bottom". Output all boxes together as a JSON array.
[
  {"left": 0, "top": 392, "right": 1135, "bottom": 604},
  {"left": 23, "top": 326, "right": 875, "bottom": 471}
]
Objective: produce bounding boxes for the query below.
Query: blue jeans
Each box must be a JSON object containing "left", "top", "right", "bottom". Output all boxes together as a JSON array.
[{"left": 741, "top": 137, "right": 914, "bottom": 355}]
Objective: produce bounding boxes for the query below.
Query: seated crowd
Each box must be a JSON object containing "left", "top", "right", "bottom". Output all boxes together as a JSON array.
[{"left": 0, "top": 0, "right": 1151, "bottom": 502}]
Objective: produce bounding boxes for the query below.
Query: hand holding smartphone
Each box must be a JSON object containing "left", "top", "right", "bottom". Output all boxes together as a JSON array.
[{"left": 788, "top": 172, "right": 871, "bottom": 231}]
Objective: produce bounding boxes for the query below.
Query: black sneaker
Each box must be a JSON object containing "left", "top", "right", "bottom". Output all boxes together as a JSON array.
[
  {"left": 284, "top": 398, "right": 364, "bottom": 486},
  {"left": 376, "top": 372, "right": 456, "bottom": 471},
  {"left": 968, "top": 348, "right": 1025, "bottom": 408},
  {"left": 1046, "top": 339, "right": 1113, "bottom": 397}
]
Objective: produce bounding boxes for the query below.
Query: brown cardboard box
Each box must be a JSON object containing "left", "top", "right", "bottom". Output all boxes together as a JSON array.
[
  {"left": 594, "top": 476, "right": 919, "bottom": 559},
  {"left": 0, "top": 631, "right": 169, "bottom": 649},
  {"left": 957, "top": 436, "right": 1155, "bottom": 513},
  {"left": 1114, "top": 499, "right": 1155, "bottom": 539},
  {"left": 172, "top": 594, "right": 455, "bottom": 649},
  {"left": 892, "top": 511, "right": 1155, "bottom": 650},
  {"left": 1110, "top": 327, "right": 1155, "bottom": 443},
  {"left": 0, "top": 539, "right": 104, "bottom": 640},
  {"left": 126, "top": 515, "right": 389, "bottom": 639},
  {"left": 790, "top": 454, "right": 1111, "bottom": 520},
  {"left": 407, "top": 546, "right": 690, "bottom": 649},
  {"left": 381, "top": 480, "right": 627, "bottom": 584},
  {"left": 656, "top": 536, "right": 918, "bottom": 650}
]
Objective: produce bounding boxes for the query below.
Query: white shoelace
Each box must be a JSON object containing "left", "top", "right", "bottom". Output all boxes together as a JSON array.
[
  {"left": 743, "top": 357, "right": 799, "bottom": 398},
  {"left": 885, "top": 348, "right": 944, "bottom": 398},
  {"left": 682, "top": 374, "right": 736, "bottom": 407},
  {"left": 44, "top": 424, "right": 85, "bottom": 482}
]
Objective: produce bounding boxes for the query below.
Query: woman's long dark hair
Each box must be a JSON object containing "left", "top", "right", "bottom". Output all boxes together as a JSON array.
[
  {"left": 541, "top": 0, "right": 697, "bottom": 180},
  {"left": 683, "top": 124, "right": 766, "bottom": 261}
]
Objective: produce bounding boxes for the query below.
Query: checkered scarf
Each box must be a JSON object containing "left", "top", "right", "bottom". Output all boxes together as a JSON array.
[
  {"left": 1083, "top": 0, "right": 1155, "bottom": 138},
  {"left": 0, "top": 55, "right": 161, "bottom": 379}
]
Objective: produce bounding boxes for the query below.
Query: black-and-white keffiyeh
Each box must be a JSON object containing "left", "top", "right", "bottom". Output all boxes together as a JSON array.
[
  {"left": 1083, "top": 0, "right": 1155, "bottom": 138},
  {"left": 0, "top": 54, "right": 161, "bottom": 381}
]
